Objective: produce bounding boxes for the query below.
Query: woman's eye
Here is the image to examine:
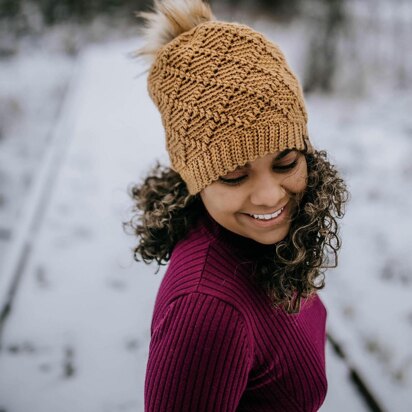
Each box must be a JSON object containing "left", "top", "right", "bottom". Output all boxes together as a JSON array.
[
  {"left": 218, "top": 158, "right": 298, "bottom": 186},
  {"left": 273, "top": 159, "right": 298, "bottom": 171},
  {"left": 218, "top": 175, "right": 246, "bottom": 185}
]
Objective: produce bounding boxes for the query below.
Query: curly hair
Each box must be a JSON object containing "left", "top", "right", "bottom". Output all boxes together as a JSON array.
[{"left": 123, "top": 150, "right": 349, "bottom": 313}]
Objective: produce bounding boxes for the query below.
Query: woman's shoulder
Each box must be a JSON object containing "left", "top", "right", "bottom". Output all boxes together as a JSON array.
[
  {"left": 161, "top": 230, "right": 244, "bottom": 298},
  {"left": 153, "top": 243, "right": 258, "bottom": 338}
]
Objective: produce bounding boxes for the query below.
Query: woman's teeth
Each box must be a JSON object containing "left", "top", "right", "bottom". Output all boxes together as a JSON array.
[{"left": 250, "top": 207, "right": 284, "bottom": 220}]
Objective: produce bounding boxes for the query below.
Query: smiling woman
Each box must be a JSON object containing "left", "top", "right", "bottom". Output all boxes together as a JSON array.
[
  {"left": 124, "top": 0, "right": 349, "bottom": 411},
  {"left": 201, "top": 149, "right": 308, "bottom": 245}
]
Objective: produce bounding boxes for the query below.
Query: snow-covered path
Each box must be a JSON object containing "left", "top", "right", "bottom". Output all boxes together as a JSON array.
[
  {"left": 0, "top": 38, "right": 372, "bottom": 412},
  {"left": 0, "top": 39, "right": 167, "bottom": 412},
  {"left": 309, "top": 91, "right": 412, "bottom": 412}
]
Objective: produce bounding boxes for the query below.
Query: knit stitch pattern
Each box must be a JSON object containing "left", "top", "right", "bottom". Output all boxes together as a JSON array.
[{"left": 147, "top": 20, "right": 312, "bottom": 194}]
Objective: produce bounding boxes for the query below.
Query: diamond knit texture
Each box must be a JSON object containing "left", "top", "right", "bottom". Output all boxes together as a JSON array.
[{"left": 147, "top": 20, "right": 313, "bottom": 194}]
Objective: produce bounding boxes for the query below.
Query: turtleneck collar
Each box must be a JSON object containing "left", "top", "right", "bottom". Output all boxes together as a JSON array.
[{"left": 197, "top": 203, "right": 276, "bottom": 259}]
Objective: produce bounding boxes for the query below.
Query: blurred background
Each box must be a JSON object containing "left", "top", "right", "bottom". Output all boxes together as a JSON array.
[{"left": 0, "top": 0, "right": 411, "bottom": 411}]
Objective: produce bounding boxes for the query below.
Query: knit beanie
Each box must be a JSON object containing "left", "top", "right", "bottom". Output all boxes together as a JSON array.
[{"left": 136, "top": 0, "right": 314, "bottom": 195}]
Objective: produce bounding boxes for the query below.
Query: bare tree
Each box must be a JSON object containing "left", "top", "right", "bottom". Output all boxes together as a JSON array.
[{"left": 303, "top": 0, "right": 347, "bottom": 93}]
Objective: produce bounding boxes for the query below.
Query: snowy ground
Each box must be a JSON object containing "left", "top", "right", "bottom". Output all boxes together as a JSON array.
[
  {"left": 311, "top": 90, "right": 412, "bottom": 411},
  {"left": 0, "top": 49, "right": 75, "bottom": 263},
  {"left": 0, "top": 39, "right": 167, "bottom": 412},
  {"left": 0, "top": 37, "right": 374, "bottom": 412},
  {"left": 0, "top": 11, "right": 411, "bottom": 412}
]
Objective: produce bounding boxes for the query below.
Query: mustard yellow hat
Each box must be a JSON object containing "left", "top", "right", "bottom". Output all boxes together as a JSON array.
[{"left": 136, "top": 0, "right": 313, "bottom": 194}]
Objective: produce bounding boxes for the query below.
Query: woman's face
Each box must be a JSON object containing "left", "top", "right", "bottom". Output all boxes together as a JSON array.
[{"left": 199, "top": 149, "right": 308, "bottom": 245}]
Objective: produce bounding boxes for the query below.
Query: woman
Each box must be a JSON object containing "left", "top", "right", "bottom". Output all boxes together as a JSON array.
[{"left": 125, "top": 0, "right": 349, "bottom": 410}]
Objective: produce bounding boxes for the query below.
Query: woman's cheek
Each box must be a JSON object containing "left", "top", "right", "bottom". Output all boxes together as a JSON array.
[
  {"left": 283, "top": 166, "right": 308, "bottom": 193},
  {"left": 296, "top": 159, "right": 309, "bottom": 191},
  {"left": 216, "top": 187, "right": 240, "bottom": 207}
]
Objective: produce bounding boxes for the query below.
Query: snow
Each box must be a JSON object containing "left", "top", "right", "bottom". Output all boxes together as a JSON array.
[
  {"left": 0, "top": 36, "right": 367, "bottom": 412},
  {"left": 0, "top": 39, "right": 167, "bottom": 412},
  {"left": 309, "top": 92, "right": 412, "bottom": 412},
  {"left": 322, "top": 342, "right": 369, "bottom": 412},
  {"left": 0, "top": 49, "right": 75, "bottom": 266},
  {"left": 1, "top": 5, "right": 411, "bottom": 411}
]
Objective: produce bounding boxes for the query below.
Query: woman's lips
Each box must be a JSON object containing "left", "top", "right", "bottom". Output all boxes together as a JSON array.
[{"left": 243, "top": 203, "right": 289, "bottom": 228}]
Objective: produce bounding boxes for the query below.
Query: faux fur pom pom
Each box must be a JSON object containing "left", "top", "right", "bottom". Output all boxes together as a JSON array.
[{"left": 135, "top": 0, "right": 215, "bottom": 64}]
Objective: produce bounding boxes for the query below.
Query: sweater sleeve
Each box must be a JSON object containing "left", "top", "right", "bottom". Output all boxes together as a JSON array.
[{"left": 144, "top": 292, "right": 251, "bottom": 412}]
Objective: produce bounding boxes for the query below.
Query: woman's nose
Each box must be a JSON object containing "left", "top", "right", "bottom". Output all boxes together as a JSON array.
[{"left": 249, "top": 176, "right": 286, "bottom": 207}]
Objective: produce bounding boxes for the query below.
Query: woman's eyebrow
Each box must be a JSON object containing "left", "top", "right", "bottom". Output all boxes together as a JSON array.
[{"left": 275, "top": 149, "right": 293, "bottom": 160}]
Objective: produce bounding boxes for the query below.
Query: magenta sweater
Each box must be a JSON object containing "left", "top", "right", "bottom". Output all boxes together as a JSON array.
[{"left": 144, "top": 208, "right": 327, "bottom": 411}]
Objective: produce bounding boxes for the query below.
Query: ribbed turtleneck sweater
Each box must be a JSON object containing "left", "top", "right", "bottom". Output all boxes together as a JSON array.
[{"left": 144, "top": 207, "right": 327, "bottom": 411}]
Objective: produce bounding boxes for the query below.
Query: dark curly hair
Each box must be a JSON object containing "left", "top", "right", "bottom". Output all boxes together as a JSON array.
[{"left": 123, "top": 149, "right": 349, "bottom": 313}]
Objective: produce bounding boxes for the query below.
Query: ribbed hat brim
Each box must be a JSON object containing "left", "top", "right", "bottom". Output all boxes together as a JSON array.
[{"left": 180, "top": 120, "right": 309, "bottom": 194}]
